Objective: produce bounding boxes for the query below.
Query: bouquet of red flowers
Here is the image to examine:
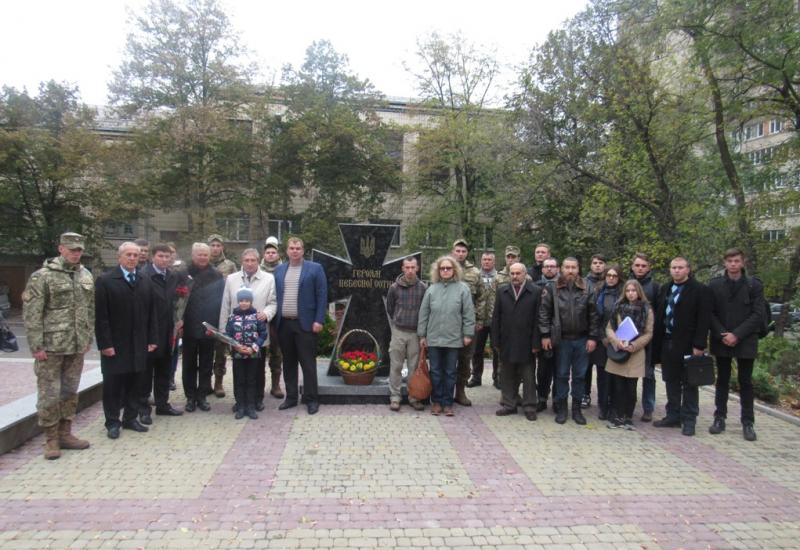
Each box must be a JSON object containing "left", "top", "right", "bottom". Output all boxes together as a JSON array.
[{"left": 171, "top": 276, "right": 195, "bottom": 354}]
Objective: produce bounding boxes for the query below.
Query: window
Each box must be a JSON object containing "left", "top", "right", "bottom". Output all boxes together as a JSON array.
[
  {"left": 267, "top": 218, "right": 298, "bottom": 242},
  {"left": 104, "top": 221, "right": 135, "bottom": 238},
  {"left": 216, "top": 215, "right": 250, "bottom": 242},
  {"left": 769, "top": 119, "right": 784, "bottom": 134},
  {"left": 749, "top": 146, "right": 775, "bottom": 165},
  {"left": 744, "top": 123, "right": 764, "bottom": 140},
  {"left": 762, "top": 229, "right": 786, "bottom": 242}
]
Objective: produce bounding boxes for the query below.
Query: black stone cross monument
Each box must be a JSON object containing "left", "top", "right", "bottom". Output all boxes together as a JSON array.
[{"left": 312, "top": 224, "right": 422, "bottom": 377}]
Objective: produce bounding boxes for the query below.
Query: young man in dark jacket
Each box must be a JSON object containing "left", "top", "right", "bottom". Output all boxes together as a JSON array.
[
  {"left": 708, "top": 248, "right": 765, "bottom": 441},
  {"left": 538, "top": 257, "right": 601, "bottom": 425},
  {"left": 629, "top": 253, "right": 660, "bottom": 422},
  {"left": 652, "top": 257, "right": 712, "bottom": 436}
]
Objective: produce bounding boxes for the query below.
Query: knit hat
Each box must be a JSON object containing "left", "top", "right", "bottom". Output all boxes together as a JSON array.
[{"left": 236, "top": 288, "right": 254, "bottom": 303}]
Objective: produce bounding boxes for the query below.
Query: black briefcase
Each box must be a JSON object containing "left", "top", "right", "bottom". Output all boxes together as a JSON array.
[{"left": 684, "top": 355, "right": 715, "bottom": 386}]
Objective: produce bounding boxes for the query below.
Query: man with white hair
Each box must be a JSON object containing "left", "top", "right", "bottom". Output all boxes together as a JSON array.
[
  {"left": 95, "top": 242, "right": 159, "bottom": 439},
  {"left": 181, "top": 242, "right": 224, "bottom": 412},
  {"left": 219, "top": 248, "right": 278, "bottom": 411}
]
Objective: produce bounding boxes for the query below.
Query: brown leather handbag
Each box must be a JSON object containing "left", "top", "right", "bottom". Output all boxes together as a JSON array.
[{"left": 408, "top": 346, "right": 432, "bottom": 401}]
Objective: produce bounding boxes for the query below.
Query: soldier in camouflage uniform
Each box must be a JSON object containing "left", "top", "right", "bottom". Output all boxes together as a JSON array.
[
  {"left": 260, "top": 236, "right": 284, "bottom": 401},
  {"left": 207, "top": 234, "right": 238, "bottom": 398},
  {"left": 451, "top": 239, "right": 487, "bottom": 406},
  {"left": 22, "top": 232, "right": 94, "bottom": 460}
]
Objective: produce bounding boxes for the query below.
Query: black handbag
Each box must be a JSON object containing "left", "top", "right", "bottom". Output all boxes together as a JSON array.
[
  {"left": 605, "top": 342, "right": 630, "bottom": 363},
  {"left": 0, "top": 320, "right": 18, "bottom": 353},
  {"left": 684, "top": 354, "right": 715, "bottom": 386}
]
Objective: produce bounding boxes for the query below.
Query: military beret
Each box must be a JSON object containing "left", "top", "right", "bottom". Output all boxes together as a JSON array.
[
  {"left": 505, "top": 245, "right": 521, "bottom": 256},
  {"left": 60, "top": 232, "right": 85, "bottom": 250}
]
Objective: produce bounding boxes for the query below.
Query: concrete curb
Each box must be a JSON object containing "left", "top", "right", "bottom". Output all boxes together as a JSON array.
[{"left": 0, "top": 367, "right": 103, "bottom": 455}]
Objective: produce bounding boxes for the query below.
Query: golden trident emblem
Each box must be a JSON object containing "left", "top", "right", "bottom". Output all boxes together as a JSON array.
[{"left": 360, "top": 235, "right": 375, "bottom": 259}]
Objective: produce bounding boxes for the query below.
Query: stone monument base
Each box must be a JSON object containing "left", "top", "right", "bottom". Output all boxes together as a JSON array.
[{"left": 301, "top": 361, "right": 417, "bottom": 405}]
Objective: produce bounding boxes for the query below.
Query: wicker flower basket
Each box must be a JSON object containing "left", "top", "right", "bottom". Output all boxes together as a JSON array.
[{"left": 336, "top": 329, "right": 381, "bottom": 386}]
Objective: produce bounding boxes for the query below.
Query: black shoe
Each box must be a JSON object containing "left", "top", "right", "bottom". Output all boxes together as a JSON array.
[
  {"left": 107, "top": 425, "right": 121, "bottom": 439},
  {"left": 466, "top": 376, "right": 482, "bottom": 388},
  {"left": 555, "top": 400, "right": 568, "bottom": 424},
  {"left": 278, "top": 400, "right": 298, "bottom": 411},
  {"left": 598, "top": 409, "right": 608, "bottom": 421},
  {"left": 255, "top": 401, "right": 265, "bottom": 412},
  {"left": 525, "top": 411, "right": 537, "bottom": 421},
  {"left": 682, "top": 424, "right": 695, "bottom": 436},
  {"left": 196, "top": 400, "right": 211, "bottom": 412},
  {"left": 743, "top": 423, "right": 757, "bottom": 441},
  {"left": 122, "top": 419, "right": 149, "bottom": 432},
  {"left": 234, "top": 409, "right": 244, "bottom": 420},
  {"left": 653, "top": 417, "right": 681, "bottom": 428},
  {"left": 607, "top": 418, "right": 624, "bottom": 429},
  {"left": 139, "top": 413, "right": 153, "bottom": 425},
  {"left": 709, "top": 417, "right": 726, "bottom": 435},
  {"left": 155, "top": 406, "right": 183, "bottom": 416},
  {"left": 495, "top": 407, "right": 516, "bottom": 416},
  {"left": 535, "top": 401, "right": 547, "bottom": 413},
  {"left": 246, "top": 408, "right": 258, "bottom": 420},
  {"left": 307, "top": 402, "right": 319, "bottom": 415},
  {"left": 572, "top": 404, "right": 587, "bottom": 425},
  {"left": 624, "top": 419, "right": 636, "bottom": 431},
  {"left": 640, "top": 411, "right": 653, "bottom": 423},
  {"left": 580, "top": 395, "right": 591, "bottom": 409},
  {"left": 184, "top": 400, "right": 196, "bottom": 413}
]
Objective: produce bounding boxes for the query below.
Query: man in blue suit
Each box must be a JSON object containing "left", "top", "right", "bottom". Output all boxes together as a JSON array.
[{"left": 274, "top": 236, "right": 328, "bottom": 415}]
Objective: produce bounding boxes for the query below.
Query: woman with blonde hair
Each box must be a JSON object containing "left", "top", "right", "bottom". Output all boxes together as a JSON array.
[
  {"left": 417, "top": 256, "right": 475, "bottom": 416},
  {"left": 605, "top": 279, "right": 653, "bottom": 430}
]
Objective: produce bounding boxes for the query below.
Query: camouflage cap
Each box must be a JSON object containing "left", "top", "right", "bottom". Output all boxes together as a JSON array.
[
  {"left": 206, "top": 234, "right": 225, "bottom": 244},
  {"left": 59, "top": 232, "right": 85, "bottom": 250},
  {"left": 504, "top": 245, "right": 521, "bottom": 257},
  {"left": 452, "top": 238, "right": 470, "bottom": 250}
]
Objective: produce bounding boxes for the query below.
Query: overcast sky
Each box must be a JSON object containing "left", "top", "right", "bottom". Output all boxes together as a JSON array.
[{"left": 1, "top": 0, "right": 588, "bottom": 106}]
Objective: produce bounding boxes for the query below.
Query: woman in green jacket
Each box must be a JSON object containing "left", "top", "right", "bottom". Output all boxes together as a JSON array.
[{"left": 418, "top": 256, "right": 475, "bottom": 416}]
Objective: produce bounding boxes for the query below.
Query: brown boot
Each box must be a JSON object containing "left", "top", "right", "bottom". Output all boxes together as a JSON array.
[
  {"left": 214, "top": 375, "right": 226, "bottom": 398},
  {"left": 59, "top": 419, "right": 90, "bottom": 450},
  {"left": 43, "top": 425, "right": 61, "bottom": 460},
  {"left": 454, "top": 383, "right": 472, "bottom": 407},
  {"left": 270, "top": 370, "right": 284, "bottom": 399}
]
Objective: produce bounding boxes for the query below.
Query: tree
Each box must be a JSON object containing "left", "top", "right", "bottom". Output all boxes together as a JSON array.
[
  {"left": 270, "top": 40, "right": 403, "bottom": 252},
  {"left": 109, "top": 0, "right": 257, "bottom": 238},
  {"left": 0, "top": 82, "right": 120, "bottom": 257},
  {"left": 405, "top": 32, "right": 513, "bottom": 252}
]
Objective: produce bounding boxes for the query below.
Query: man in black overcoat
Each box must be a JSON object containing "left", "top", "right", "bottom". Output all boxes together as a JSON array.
[
  {"left": 708, "top": 248, "right": 764, "bottom": 441},
  {"left": 492, "top": 262, "right": 542, "bottom": 421},
  {"left": 95, "top": 242, "right": 159, "bottom": 439},
  {"left": 652, "top": 256, "right": 711, "bottom": 436},
  {"left": 138, "top": 243, "right": 184, "bottom": 424}
]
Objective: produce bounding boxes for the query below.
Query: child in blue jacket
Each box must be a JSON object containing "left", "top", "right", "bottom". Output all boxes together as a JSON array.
[{"left": 225, "top": 288, "right": 268, "bottom": 419}]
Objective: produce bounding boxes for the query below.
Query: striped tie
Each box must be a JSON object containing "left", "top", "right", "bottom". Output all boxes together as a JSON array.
[{"left": 665, "top": 284, "right": 680, "bottom": 334}]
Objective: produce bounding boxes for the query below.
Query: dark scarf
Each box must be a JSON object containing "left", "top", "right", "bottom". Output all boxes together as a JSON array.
[
  {"left": 596, "top": 283, "right": 620, "bottom": 318},
  {"left": 611, "top": 299, "right": 648, "bottom": 332}
]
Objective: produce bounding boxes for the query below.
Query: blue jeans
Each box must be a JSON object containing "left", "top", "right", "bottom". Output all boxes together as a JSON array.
[
  {"left": 555, "top": 338, "right": 589, "bottom": 401},
  {"left": 428, "top": 346, "right": 459, "bottom": 407},
  {"left": 641, "top": 365, "right": 656, "bottom": 414}
]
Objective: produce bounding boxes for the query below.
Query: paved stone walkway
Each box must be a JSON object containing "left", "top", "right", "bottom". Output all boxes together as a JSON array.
[{"left": 0, "top": 364, "right": 798, "bottom": 549}]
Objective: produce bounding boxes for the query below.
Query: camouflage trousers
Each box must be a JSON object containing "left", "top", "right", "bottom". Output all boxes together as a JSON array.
[
  {"left": 34, "top": 353, "right": 84, "bottom": 428},
  {"left": 213, "top": 340, "right": 228, "bottom": 378},
  {"left": 457, "top": 339, "right": 476, "bottom": 386}
]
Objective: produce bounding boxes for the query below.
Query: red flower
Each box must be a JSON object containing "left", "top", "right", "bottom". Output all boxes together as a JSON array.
[{"left": 175, "top": 286, "right": 190, "bottom": 297}]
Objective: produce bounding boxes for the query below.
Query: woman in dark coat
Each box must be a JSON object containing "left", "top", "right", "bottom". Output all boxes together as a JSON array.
[{"left": 590, "top": 265, "right": 623, "bottom": 420}]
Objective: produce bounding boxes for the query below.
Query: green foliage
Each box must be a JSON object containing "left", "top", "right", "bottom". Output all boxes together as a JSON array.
[
  {"left": 730, "top": 336, "right": 800, "bottom": 403},
  {"left": 316, "top": 313, "right": 337, "bottom": 357},
  {"left": 0, "top": 82, "right": 125, "bottom": 257}
]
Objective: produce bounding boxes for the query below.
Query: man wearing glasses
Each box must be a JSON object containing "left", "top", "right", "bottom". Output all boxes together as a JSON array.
[{"left": 535, "top": 257, "right": 560, "bottom": 411}]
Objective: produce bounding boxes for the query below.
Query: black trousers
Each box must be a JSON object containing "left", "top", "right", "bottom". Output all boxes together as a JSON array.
[
  {"left": 662, "top": 342, "right": 699, "bottom": 426},
  {"left": 182, "top": 337, "right": 214, "bottom": 402},
  {"left": 499, "top": 360, "right": 538, "bottom": 411},
  {"left": 609, "top": 373, "right": 637, "bottom": 421},
  {"left": 103, "top": 371, "right": 139, "bottom": 428},
  {"left": 278, "top": 319, "right": 318, "bottom": 404},
  {"left": 714, "top": 356, "right": 755, "bottom": 424},
  {"left": 139, "top": 354, "right": 172, "bottom": 414},
  {"left": 536, "top": 351, "right": 555, "bottom": 400},
  {"left": 471, "top": 325, "right": 498, "bottom": 379},
  {"left": 585, "top": 346, "right": 610, "bottom": 412},
  {"left": 233, "top": 357, "right": 259, "bottom": 410}
]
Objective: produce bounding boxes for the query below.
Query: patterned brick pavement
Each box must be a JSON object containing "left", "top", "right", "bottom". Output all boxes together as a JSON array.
[{"left": 0, "top": 362, "right": 798, "bottom": 549}]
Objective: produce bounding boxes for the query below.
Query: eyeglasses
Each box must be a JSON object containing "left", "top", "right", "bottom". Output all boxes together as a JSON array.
[
  {"left": 439, "top": 266, "right": 453, "bottom": 271},
  {"left": 606, "top": 273, "right": 619, "bottom": 278}
]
